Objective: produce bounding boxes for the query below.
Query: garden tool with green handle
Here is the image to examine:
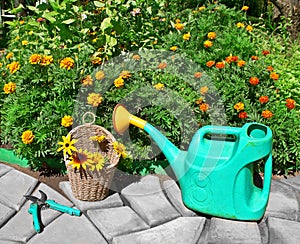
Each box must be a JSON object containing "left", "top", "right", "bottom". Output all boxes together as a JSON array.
[{"left": 24, "top": 190, "right": 81, "bottom": 233}]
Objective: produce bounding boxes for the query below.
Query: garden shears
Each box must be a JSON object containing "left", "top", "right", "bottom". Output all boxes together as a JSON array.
[{"left": 24, "top": 190, "right": 81, "bottom": 233}]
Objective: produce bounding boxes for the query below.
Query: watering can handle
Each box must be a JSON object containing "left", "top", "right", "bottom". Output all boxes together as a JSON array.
[
  {"left": 261, "top": 153, "right": 272, "bottom": 200},
  {"left": 199, "top": 126, "right": 241, "bottom": 142}
]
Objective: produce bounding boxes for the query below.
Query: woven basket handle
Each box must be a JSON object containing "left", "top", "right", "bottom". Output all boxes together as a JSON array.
[{"left": 82, "top": 112, "right": 96, "bottom": 125}]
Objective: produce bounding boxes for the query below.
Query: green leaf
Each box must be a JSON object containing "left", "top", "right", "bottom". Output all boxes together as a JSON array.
[
  {"left": 101, "top": 18, "right": 112, "bottom": 31},
  {"left": 62, "top": 19, "right": 76, "bottom": 25},
  {"left": 94, "top": 1, "right": 105, "bottom": 8},
  {"left": 9, "top": 4, "right": 24, "bottom": 14},
  {"left": 106, "top": 35, "right": 117, "bottom": 47},
  {"left": 42, "top": 12, "right": 58, "bottom": 23}
]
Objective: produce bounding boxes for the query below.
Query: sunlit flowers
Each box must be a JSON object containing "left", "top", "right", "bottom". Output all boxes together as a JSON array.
[
  {"left": 183, "top": 32, "right": 191, "bottom": 41},
  {"left": 81, "top": 75, "right": 93, "bottom": 86},
  {"left": 251, "top": 55, "right": 259, "bottom": 60},
  {"left": 286, "top": 98, "right": 295, "bottom": 109},
  {"left": 3, "top": 82, "right": 16, "bottom": 94},
  {"left": 6, "top": 52, "right": 13, "bottom": 59},
  {"left": 114, "top": 77, "right": 125, "bottom": 88},
  {"left": 236, "top": 22, "right": 245, "bottom": 28},
  {"left": 246, "top": 25, "right": 253, "bottom": 32},
  {"left": 158, "top": 62, "right": 167, "bottom": 69},
  {"left": 29, "top": 54, "right": 42, "bottom": 64},
  {"left": 238, "top": 111, "right": 248, "bottom": 119},
  {"left": 207, "top": 32, "right": 216, "bottom": 39},
  {"left": 225, "top": 55, "right": 238, "bottom": 63},
  {"left": 120, "top": 70, "right": 131, "bottom": 79},
  {"left": 68, "top": 149, "right": 93, "bottom": 170},
  {"left": 22, "top": 40, "right": 29, "bottom": 46},
  {"left": 22, "top": 130, "right": 35, "bottom": 145},
  {"left": 90, "top": 135, "right": 106, "bottom": 143},
  {"left": 204, "top": 40, "right": 213, "bottom": 48},
  {"left": 61, "top": 115, "right": 73, "bottom": 127},
  {"left": 200, "top": 103, "right": 209, "bottom": 112},
  {"left": 87, "top": 93, "right": 103, "bottom": 107},
  {"left": 241, "top": 6, "right": 249, "bottom": 11},
  {"left": 40, "top": 55, "right": 53, "bottom": 66},
  {"left": 198, "top": 6, "right": 206, "bottom": 11},
  {"left": 132, "top": 55, "right": 140, "bottom": 60},
  {"left": 154, "top": 83, "right": 164, "bottom": 90},
  {"left": 60, "top": 57, "right": 75, "bottom": 70},
  {"left": 91, "top": 56, "right": 102, "bottom": 65},
  {"left": 262, "top": 50, "right": 270, "bottom": 56},
  {"left": 259, "top": 96, "right": 269, "bottom": 104},
  {"left": 266, "top": 66, "right": 274, "bottom": 71},
  {"left": 270, "top": 72, "right": 279, "bottom": 80},
  {"left": 7, "top": 61, "right": 20, "bottom": 74},
  {"left": 234, "top": 102, "right": 245, "bottom": 111},
  {"left": 95, "top": 70, "right": 105, "bottom": 80},
  {"left": 237, "top": 60, "right": 246, "bottom": 67},
  {"left": 91, "top": 152, "right": 106, "bottom": 171},
  {"left": 57, "top": 134, "right": 78, "bottom": 156},
  {"left": 249, "top": 77, "right": 260, "bottom": 85},
  {"left": 206, "top": 60, "right": 215, "bottom": 67},
  {"left": 194, "top": 72, "right": 202, "bottom": 78},
  {"left": 262, "top": 110, "right": 273, "bottom": 119},
  {"left": 170, "top": 46, "right": 178, "bottom": 51},
  {"left": 200, "top": 86, "right": 208, "bottom": 95},
  {"left": 113, "top": 142, "right": 127, "bottom": 158},
  {"left": 216, "top": 61, "right": 225, "bottom": 69},
  {"left": 174, "top": 22, "right": 184, "bottom": 31}
]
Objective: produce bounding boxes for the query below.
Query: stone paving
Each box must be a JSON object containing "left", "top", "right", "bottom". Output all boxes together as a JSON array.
[{"left": 0, "top": 162, "right": 300, "bottom": 243}]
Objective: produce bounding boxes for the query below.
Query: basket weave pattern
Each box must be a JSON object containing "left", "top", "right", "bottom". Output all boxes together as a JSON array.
[{"left": 65, "top": 124, "right": 119, "bottom": 201}]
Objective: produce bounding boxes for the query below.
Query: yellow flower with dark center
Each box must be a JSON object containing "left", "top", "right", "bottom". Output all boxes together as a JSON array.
[
  {"left": 60, "top": 57, "right": 75, "bottom": 70},
  {"left": 90, "top": 135, "right": 106, "bottom": 143},
  {"left": 154, "top": 83, "right": 164, "bottom": 90},
  {"left": 246, "top": 25, "right": 253, "bottom": 32},
  {"left": 87, "top": 93, "right": 103, "bottom": 107},
  {"left": 120, "top": 70, "right": 131, "bottom": 79},
  {"left": 22, "top": 130, "right": 35, "bottom": 144},
  {"left": 114, "top": 77, "right": 125, "bottom": 88},
  {"left": 29, "top": 54, "right": 42, "bottom": 64},
  {"left": 22, "top": 40, "right": 29, "bottom": 46},
  {"left": 236, "top": 22, "right": 245, "bottom": 28},
  {"left": 174, "top": 23, "right": 184, "bottom": 30},
  {"left": 7, "top": 61, "right": 20, "bottom": 74},
  {"left": 234, "top": 102, "right": 245, "bottom": 111},
  {"left": 68, "top": 149, "right": 93, "bottom": 170},
  {"left": 3, "top": 82, "right": 16, "bottom": 94},
  {"left": 183, "top": 32, "right": 191, "bottom": 41},
  {"left": 81, "top": 75, "right": 93, "bottom": 86},
  {"left": 61, "top": 115, "right": 73, "bottom": 127},
  {"left": 207, "top": 32, "right": 216, "bottom": 39},
  {"left": 6, "top": 52, "right": 13, "bottom": 59},
  {"left": 90, "top": 152, "right": 105, "bottom": 171},
  {"left": 40, "top": 55, "right": 53, "bottom": 66},
  {"left": 57, "top": 134, "right": 78, "bottom": 156},
  {"left": 95, "top": 70, "right": 105, "bottom": 80},
  {"left": 113, "top": 142, "right": 127, "bottom": 158},
  {"left": 170, "top": 46, "right": 178, "bottom": 51}
]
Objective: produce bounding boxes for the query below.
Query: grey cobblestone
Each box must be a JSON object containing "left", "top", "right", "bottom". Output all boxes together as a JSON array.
[{"left": 0, "top": 164, "right": 13, "bottom": 177}]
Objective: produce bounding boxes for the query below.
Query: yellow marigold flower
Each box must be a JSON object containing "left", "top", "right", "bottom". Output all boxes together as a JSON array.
[
  {"left": 183, "top": 32, "right": 191, "bottom": 41},
  {"left": 174, "top": 23, "right": 184, "bottom": 31},
  {"left": 57, "top": 134, "right": 78, "bottom": 156},
  {"left": 0, "top": 63, "right": 2, "bottom": 67},
  {"left": 207, "top": 32, "right": 216, "bottom": 40},
  {"left": 90, "top": 135, "right": 106, "bottom": 143},
  {"left": 198, "top": 6, "right": 206, "bottom": 11},
  {"left": 87, "top": 93, "right": 103, "bottom": 107},
  {"left": 262, "top": 110, "right": 273, "bottom": 119},
  {"left": 40, "top": 55, "right": 53, "bottom": 66},
  {"left": 120, "top": 70, "right": 131, "bottom": 79},
  {"left": 22, "top": 40, "right": 29, "bottom": 46},
  {"left": 113, "top": 141, "right": 127, "bottom": 158},
  {"left": 241, "top": 6, "right": 249, "bottom": 11},
  {"left": 3, "top": 82, "right": 16, "bottom": 94},
  {"left": 95, "top": 70, "right": 105, "bottom": 80},
  {"left": 68, "top": 149, "right": 93, "bottom": 170},
  {"left": 246, "top": 25, "right": 253, "bottom": 32},
  {"left": 22, "top": 130, "right": 34, "bottom": 144},
  {"left": 81, "top": 75, "right": 93, "bottom": 86},
  {"left": 200, "top": 86, "right": 208, "bottom": 95},
  {"left": 61, "top": 115, "right": 73, "bottom": 127},
  {"left": 200, "top": 103, "right": 209, "bottom": 112},
  {"left": 170, "top": 46, "right": 178, "bottom": 51},
  {"left": 175, "top": 19, "right": 181, "bottom": 23},
  {"left": 234, "top": 102, "right": 245, "bottom": 111},
  {"left": 154, "top": 83, "right": 164, "bottom": 90},
  {"left": 7, "top": 61, "right": 20, "bottom": 74},
  {"left": 5, "top": 52, "right": 13, "bottom": 60},
  {"left": 237, "top": 60, "right": 246, "bottom": 67},
  {"left": 114, "top": 77, "right": 124, "bottom": 88},
  {"left": 204, "top": 40, "right": 213, "bottom": 48},
  {"left": 29, "top": 54, "right": 42, "bottom": 64},
  {"left": 132, "top": 55, "right": 140, "bottom": 60},
  {"left": 236, "top": 22, "right": 245, "bottom": 28},
  {"left": 15, "top": 36, "right": 20, "bottom": 41},
  {"left": 60, "top": 57, "right": 75, "bottom": 70},
  {"left": 19, "top": 20, "right": 25, "bottom": 25},
  {"left": 91, "top": 57, "right": 102, "bottom": 65}
]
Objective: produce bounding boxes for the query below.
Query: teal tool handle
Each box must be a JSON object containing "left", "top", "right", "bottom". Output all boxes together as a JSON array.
[
  {"left": 28, "top": 203, "right": 41, "bottom": 233},
  {"left": 46, "top": 200, "right": 81, "bottom": 216},
  {"left": 199, "top": 125, "right": 241, "bottom": 142}
]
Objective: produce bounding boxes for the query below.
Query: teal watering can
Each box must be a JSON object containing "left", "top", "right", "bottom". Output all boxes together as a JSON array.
[{"left": 113, "top": 104, "right": 273, "bottom": 221}]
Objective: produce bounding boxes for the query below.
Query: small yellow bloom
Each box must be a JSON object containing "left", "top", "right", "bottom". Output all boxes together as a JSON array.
[
  {"left": 170, "top": 46, "right": 178, "bottom": 51},
  {"left": 68, "top": 149, "right": 93, "bottom": 170},
  {"left": 19, "top": 20, "right": 25, "bottom": 25},
  {"left": 29, "top": 31, "right": 34, "bottom": 35},
  {"left": 200, "top": 86, "right": 208, "bottom": 95},
  {"left": 204, "top": 40, "right": 213, "bottom": 48},
  {"left": 81, "top": 75, "right": 93, "bottom": 86},
  {"left": 91, "top": 56, "right": 102, "bottom": 65},
  {"left": 29, "top": 54, "right": 42, "bottom": 64},
  {"left": 40, "top": 55, "right": 53, "bottom": 66},
  {"left": 114, "top": 77, "right": 125, "bottom": 88},
  {"left": 246, "top": 25, "right": 253, "bottom": 32},
  {"left": 234, "top": 102, "right": 245, "bottom": 111},
  {"left": 241, "top": 6, "right": 249, "bottom": 11},
  {"left": 120, "top": 70, "right": 131, "bottom": 79},
  {"left": 61, "top": 115, "right": 73, "bottom": 127},
  {"left": 57, "top": 134, "right": 78, "bottom": 156},
  {"left": 174, "top": 23, "right": 184, "bottom": 31},
  {"left": 87, "top": 93, "right": 103, "bottom": 107},
  {"left": 154, "top": 83, "right": 164, "bottom": 90},
  {"left": 91, "top": 152, "right": 106, "bottom": 171},
  {"left": 22, "top": 40, "right": 29, "bottom": 46},
  {"left": 207, "top": 32, "right": 216, "bottom": 40},
  {"left": 198, "top": 6, "right": 206, "bottom": 11},
  {"left": 95, "top": 70, "right": 105, "bottom": 80},
  {"left": 236, "top": 22, "right": 245, "bottom": 28},
  {"left": 3, "top": 82, "right": 16, "bottom": 94},
  {"left": 60, "top": 57, "right": 75, "bottom": 70},
  {"left": 175, "top": 19, "right": 181, "bottom": 23},
  {"left": 22, "top": 130, "right": 34, "bottom": 144},
  {"left": 113, "top": 141, "right": 127, "bottom": 158},
  {"left": 90, "top": 135, "right": 106, "bottom": 143},
  {"left": 132, "top": 55, "right": 140, "bottom": 60},
  {"left": 6, "top": 52, "right": 13, "bottom": 60},
  {"left": 183, "top": 32, "right": 191, "bottom": 41},
  {"left": 7, "top": 61, "right": 20, "bottom": 74}
]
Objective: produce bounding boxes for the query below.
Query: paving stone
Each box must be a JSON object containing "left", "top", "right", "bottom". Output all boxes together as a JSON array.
[
  {"left": 280, "top": 175, "right": 300, "bottom": 192},
  {"left": 0, "top": 163, "right": 13, "bottom": 177},
  {"left": 163, "top": 179, "right": 197, "bottom": 217},
  {"left": 27, "top": 213, "right": 107, "bottom": 244},
  {"left": 206, "top": 218, "right": 261, "bottom": 244},
  {"left": 87, "top": 206, "right": 149, "bottom": 242},
  {"left": 266, "top": 180, "right": 299, "bottom": 221},
  {"left": 112, "top": 217, "right": 206, "bottom": 244},
  {"left": 267, "top": 217, "right": 300, "bottom": 244},
  {"left": 59, "top": 181, "right": 123, "bottom": 211},
  {"left": 0, "top": 170, "right": 38, "bottom": 210},
  {"left": 121, "top": 175, "right": 180, "bottom": 226},
  {"left": 0, "top": 202, "right": 15, "bottom": 228}
]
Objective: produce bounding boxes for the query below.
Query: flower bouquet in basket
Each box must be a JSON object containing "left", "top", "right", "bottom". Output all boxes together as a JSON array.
[{"left": 57, "top": 114, "right": 127, "bottom": 201}]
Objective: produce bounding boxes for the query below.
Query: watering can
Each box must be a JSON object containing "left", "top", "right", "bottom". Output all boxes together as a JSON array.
[{"left": 113, "top": 104, "right": 273, "bottom": 220}]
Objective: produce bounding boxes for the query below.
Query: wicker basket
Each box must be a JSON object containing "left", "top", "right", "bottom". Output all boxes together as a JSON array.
[{"left": 64, "top": 116, "right": 120, "bottom": 201}]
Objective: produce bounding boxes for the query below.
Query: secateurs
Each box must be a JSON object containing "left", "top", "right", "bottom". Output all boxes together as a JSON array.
[{"left": 24, "top": 190, "right": 81, "bottom": 233}]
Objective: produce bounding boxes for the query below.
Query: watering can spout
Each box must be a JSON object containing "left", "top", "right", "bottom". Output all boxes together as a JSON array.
[{"left": 113, "top": 104, "right": 182, "bottom": 176}]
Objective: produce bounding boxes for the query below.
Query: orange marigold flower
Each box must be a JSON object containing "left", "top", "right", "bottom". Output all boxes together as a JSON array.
[
  {"left": 40, "top": 55, "right": 53, "bottom": 66},
  {"left": 170, "top": 46, "right": 178, "bottom": 51},
  {"left": 238, "top": 111, "right": 248, "bottom": 119},
  {"left": 207, "top": 32, "right": 216, "bottom": 40},
  {"left": 95, "top": 70, "right": 105, "bottom": 80},
  {"left": 132, "top": 54, "right": 140, "bottom": 60},
  {"left": 158, "top": 62, "right": 167, "bottom": 69},
  {"left": 246, "top": 25, "right": 253, "bottom": 32},
  {"left": 81, "top": 75, "right": 93, "bottom": 86},
  {"left": 251, "top": 55, "right": 259, "bottom": 60},
  {"left": 286, "top": 98, "right": 295, "bottom": 109},
  {"left": 114, "top": 77, "right": 125, "bottom": 88},
  {"left": 266, "top": 66, "right": 274, "bottom": 71},
  {"left": 249, "top": 77, "right": 260, "bottom": 85},
  {"left": 195, "top": 97, "right": 203, "bottom": 105},
  {"left": 175, "top": 19, "right": 181, "bottom": 23},
  {"left": 61, "top": 115, "right": 73, "bottom": 127},
  {"left": 3, "top": 82, "right": 16, "bottom": 94},
  {"left": 174, "top": 23, "right": 184, "bottom": 30},
  {"left": 206, "top": 60, "right": 215, "bottom": 67},
  {"left": 215, "top": 61, "right": 225, "bottom": 69},
  {"left": 60, "top": 57, "right": 75, "bottom": 70},
  {"left": 241, "top": 6, "right": 249, "bottom": 11},
  {"left": 154, "top": 83, "right": 164, "bottom": 90},
  {"left": 6, "top": 52, "right": 13, "bottom": 59},
  {"left": 200, "top": 86, "right": 208, "bottom": 95},
  {"left": 91, "top": 57, "right": 102, "bottom": 65},
  {"left": 87, "top": 93, "right": 103, "bottom": 107},
  {"left": 237, "top": 60, "right": 246, "bottom": 67},
  {"left": 225, "top": 55, "right": 238, "bottom": 63},
  {"left": 120, "top": 70, "right": 131, "bottom": 79},
  {"left": 262, "top": 110, "right": 273, "bottom": 119},
  {"left": 234, "top": 102, "right": 245, "bottom": 111},
  {"left": 259, "top": 96, "right": 269, "bottom": 104},
  {"left": 183, "top": 32, "right": 191, "bottom": 41},
  {"left": 29, "top": 54, "right": 42, "bottom": 64},
  {"left": 7, "top": 61, "right": 20, "bottom": 74},
  {"left": 204, "top": 40, "right": 213, "bottom": 48},
  {"left": 194, "top": 72, "right": 202, "bottom": 78},
  {"left": 22, "top": 130, "right": 35, "bottom": 144},
  {"left": 262, "top": 50, "right": 270, "bottom": 56},
  {"left": 236, "top": 22, "right": 245, "bottom": 28},
  {"left": 200, "top": 103, "right": 209, "bottom": 112},
  {"left": 270, "top": 72, "right": 279, "bottom": 80}
]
